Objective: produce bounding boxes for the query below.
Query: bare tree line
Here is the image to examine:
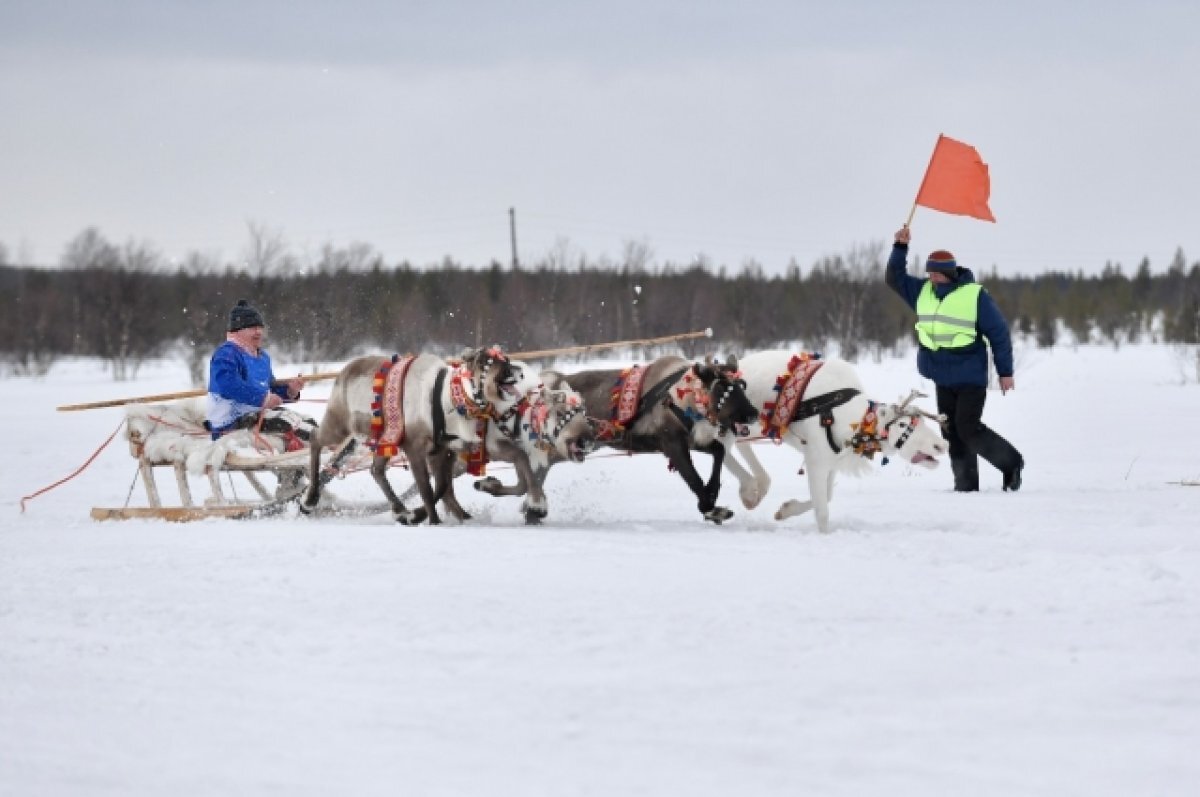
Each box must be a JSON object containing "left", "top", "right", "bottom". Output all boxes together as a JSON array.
[{"left": 2, "top": 227, "right": 1199, "bottom": 381}]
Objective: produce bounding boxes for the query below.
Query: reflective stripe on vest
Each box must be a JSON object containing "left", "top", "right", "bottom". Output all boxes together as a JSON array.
[{"left": 915, "top": 282, "right": 982, "bottom": 350}]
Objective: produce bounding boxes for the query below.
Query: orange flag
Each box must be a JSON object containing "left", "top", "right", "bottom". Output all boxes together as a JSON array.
[{"left": 913, "top": 134, "right": 996, "bottom": 222}]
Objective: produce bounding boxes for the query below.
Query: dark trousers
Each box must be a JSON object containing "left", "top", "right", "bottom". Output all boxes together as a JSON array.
[
  {"left": 228, "top": 411, "right": 311, "bottom": 439},
  {"left": 936, "top": 385, "right": 1023, "bottom": 491}
]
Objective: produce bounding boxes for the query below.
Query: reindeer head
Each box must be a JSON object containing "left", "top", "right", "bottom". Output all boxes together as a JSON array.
[
  {"left": 539, "top": 387, "right": 595, "bottom": 463},
  {"left": 691, "top": 354, "right": 757, "bottom": 437},
  {"left": 873, "top": 389, "right": 948, "bottom": 468},
  {"left": 459, "top": 345, "right": 521, "bottom": 407}
]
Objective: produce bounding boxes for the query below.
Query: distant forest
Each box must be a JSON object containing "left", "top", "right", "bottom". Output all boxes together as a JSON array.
[{"left": 3, "top": 227, "right": 1199, "bottom": 382}]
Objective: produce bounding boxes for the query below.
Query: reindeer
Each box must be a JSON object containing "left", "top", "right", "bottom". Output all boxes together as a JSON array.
[
  {"left": 300, "top": 347, "right": 520, "bottom": 525},
  {"left": 540, "top": 355, "right": 758, "bottom": 523},
  {"left": 720, "top": 351, "right": 948, "bottom": 533},
  {"left": 470, "top": 361, "right": 596, "bottom": 524}
]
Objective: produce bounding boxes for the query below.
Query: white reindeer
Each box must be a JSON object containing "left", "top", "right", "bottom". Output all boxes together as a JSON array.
[
  {"left": 471, "top": 361, "right": 596, "bottom": 523},
  {"left": 721, "top": 350, "right": 948, "bottom": 533}
]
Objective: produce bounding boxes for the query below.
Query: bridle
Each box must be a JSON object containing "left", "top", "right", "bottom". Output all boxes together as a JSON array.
[
  {"left": 665, "top": 368, "right": 747, "bottom": 436},
  {"left": 453, "top": 346, "right": 512, "bottom": 420},
  {"left": 845, "top": 390, "right": 946, "bottom": 460},
  {"left": 708, "top": 372, "right": 748, "bottom": 436}
]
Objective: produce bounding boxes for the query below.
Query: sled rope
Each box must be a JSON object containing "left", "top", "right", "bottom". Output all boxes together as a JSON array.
[{"left": 20, "top": 418, "right": 127, "bottom": 513}]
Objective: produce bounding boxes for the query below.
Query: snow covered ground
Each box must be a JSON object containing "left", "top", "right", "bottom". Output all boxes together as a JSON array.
[{"left": 3, "top": 343, "right": 1199, "bottom": 796}]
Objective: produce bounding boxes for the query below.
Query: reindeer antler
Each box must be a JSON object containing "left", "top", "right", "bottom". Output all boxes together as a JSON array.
[
  {"left": 896, "top": 389, "right": 947, "bottom": 427},
  {"left": 896, "top": 389, "right": 927, "bottom": 411},
  {"left": 918, "top": 407, "right": 949, "bottom": 425}
]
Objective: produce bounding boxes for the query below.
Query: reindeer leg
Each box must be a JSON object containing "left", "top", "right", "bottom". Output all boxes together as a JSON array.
[
  {"left": 434, "top": 450, "right": 471, "bottom": 522},
  {"left": 810, "top": 461, "right": 836, "bottom": 533},
  {"left": 520, "top": 463, "right": 556, "bottom": 523},
  {"left": 737, "top": 439, "right": 772, "bottom": 510},
  {"left": 696, "top": 440, "right": 727, "bottom": 511},
  {"left": 775, "top": 459, "right": 832, "bottom": 532},
  {"left": 661, "top": 433, "right": 732, "bottom": 524},
  {"left": 302, "top": 436, "right": 358, "bottom": 514},
  {"left": 300, "top": 434, "right": 326, "bottom": 514},
  {"left": 475, "top": 449, "right": 531, "bottom": 498},
  {"left": 721, "top": 446, "right": 757, "bottom": 510},
  {"left": 516, "top": 452, "right": 548, "bottom": 524},
  {"left": 406, "top": 448, "right": 441, "bottom": 525},
  {"left": 371, "top": 454, "right": 423, "bottom": 524}
]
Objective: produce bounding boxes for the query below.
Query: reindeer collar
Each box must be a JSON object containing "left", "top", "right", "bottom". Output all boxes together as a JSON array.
[{"left": 450, "top": 365, "right": 491, "bottom": 419}]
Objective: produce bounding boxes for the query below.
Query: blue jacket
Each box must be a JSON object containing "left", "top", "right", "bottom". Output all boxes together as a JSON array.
[
  {"left": 206, "top": 341, "right": 290, "bottom": 435},
  {"left": 886, "top": 243, "right": 1014, "bottom": 387}
]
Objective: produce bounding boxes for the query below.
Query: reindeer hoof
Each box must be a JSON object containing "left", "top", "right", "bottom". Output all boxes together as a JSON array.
[
  {"left": 739, "top": 487, "right": 761, "bottom": 510},
  {"left": 523, "top": 506, "right": 548, "bottom": 525},
  {"left": 474, "top": 476, "right": 502, "bottom": 494},
  {"left": 298, "top": 493, "right": 319, "bottom": 515},
  {"left": 774, "top": 499, "right": 811, "bottom": 521},
  {"left": 394, "top": 506, "right": 429, "bottom": 525},
  {"left": 703, "top": 506, "right": 734, "bottom": 524}
]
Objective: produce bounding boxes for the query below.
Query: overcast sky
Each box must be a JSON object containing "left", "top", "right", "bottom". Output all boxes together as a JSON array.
[{"left": 3, "top": 0, "right": 1198, "bottom": 276}]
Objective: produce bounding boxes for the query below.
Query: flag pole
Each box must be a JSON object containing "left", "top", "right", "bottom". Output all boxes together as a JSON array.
[{"left": 906, "top": 133, "right": 945, "bottom": 228}]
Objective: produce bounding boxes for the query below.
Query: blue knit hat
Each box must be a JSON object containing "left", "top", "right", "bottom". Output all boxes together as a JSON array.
[
  {"left": 926, "top": 250, "right": 958, "bottom": 275},
  {"left": 228, "top": 299, "right": 265, "bottom": 331}
]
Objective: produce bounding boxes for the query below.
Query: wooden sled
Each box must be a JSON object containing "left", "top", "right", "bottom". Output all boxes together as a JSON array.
[{"left": 91, "top": 403, "right": 387, "bottom": 522}]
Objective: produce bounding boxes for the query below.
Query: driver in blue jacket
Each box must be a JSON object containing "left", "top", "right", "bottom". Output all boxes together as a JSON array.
[
  {"left": 886, "top": 226, "right": 1024, "bottom": 492},
  {"left": 206, "top": 299, "right": 307, "bottom": 442}
]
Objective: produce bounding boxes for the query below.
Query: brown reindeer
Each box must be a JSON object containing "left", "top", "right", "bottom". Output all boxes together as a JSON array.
[
  {"left": 300, "top": 346, "right": 520, "bottom": 524},
  {"left": 541, "top": 355, "right": 757, "bottom": 523}
]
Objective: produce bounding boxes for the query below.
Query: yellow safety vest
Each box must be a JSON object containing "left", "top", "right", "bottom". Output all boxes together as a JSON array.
[{"left": 915, "top": 282, "right": 982, "bottom": 350}]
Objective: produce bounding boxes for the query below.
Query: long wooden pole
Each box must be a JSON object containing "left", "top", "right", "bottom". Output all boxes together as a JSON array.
[{"left": 56, "top": 328, "right": 715, "bottom": 412}]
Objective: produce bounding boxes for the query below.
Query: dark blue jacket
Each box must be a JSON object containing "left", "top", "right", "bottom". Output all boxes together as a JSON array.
[{"left": 886, "top": 243, "right": 1014, "bottom": 387}]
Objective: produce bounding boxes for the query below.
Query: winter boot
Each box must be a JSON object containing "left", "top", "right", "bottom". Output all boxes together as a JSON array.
[
  {"left": 951, "top": 457, "right": 979, "bottom": 492},
  {"left": 1003, "top": 459, "right": 1024, "bottom": 492}
]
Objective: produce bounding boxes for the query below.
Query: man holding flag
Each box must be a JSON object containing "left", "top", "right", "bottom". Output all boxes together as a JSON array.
[{"left": 886, "top": 134, "right": 1023, "bottom": 492}]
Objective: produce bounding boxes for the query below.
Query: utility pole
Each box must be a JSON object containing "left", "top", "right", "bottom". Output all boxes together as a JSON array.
[{"left": 509, "top": 207, "right": 519, "bottom": 270}]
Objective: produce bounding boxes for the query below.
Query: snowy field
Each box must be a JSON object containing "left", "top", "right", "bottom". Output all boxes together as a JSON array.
[{"left": 3, "top": 343, "right": 1200, "bottom": 796}]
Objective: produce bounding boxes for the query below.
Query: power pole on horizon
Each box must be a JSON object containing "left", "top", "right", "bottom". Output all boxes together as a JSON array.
[{"left": 509, "top": 207, "right": 519, "bottom": 270}]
